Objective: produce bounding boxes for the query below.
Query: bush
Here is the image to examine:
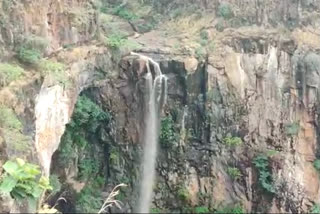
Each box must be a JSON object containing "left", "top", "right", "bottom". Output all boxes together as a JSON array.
[
  {"left": 223, "top": 136, "right": 243, "bottom": 147},
  {"left": 112, "top": 5, "right": 138, "bottom": 21},
  {"left": 285, "top": 122, "right": 300, "bottom": 137},
  {"left": 0, "top": 106, "right": 22, "bottom": 130},
  {"left": 217, "top": 3, "right": 233, "bottom": 19},
  {"left": 215, "top": 204, "right": 244, "bottom": 214},
  {"left": 252, "top": 155, "right": 275, "bottom": 193},
  {"left": 16, "top": 35, "right": 48, "bottom": 65},
  {"left": 314, "top": 159, "right": 320, "bottom": 171},
  {"left": 177, "top": 186, "right": 190, "bottom": 202},
  {"left": 0, "top": 63, "right": 24, "bottom": 87},
  {"left": 0, "top": 158, "right": 52, "bottom": 201},
  {"left": 311, "top": 204, "right": 320, "bottom": 214},
  {"left": 194, "top": 206, "right": 210, "bottom": 213},
  {"left": 49, "top": 174, "right": 61, "bottom": 195},
  {"left": 39, "top": 59, "right": 69, "bottom": 87},
  {"left": 227, "top": 167, "right": 241, "bottom": 180},
  {"left": 17, "top": 47, "right": 42, "bottom": 65},
  {"left": 159, "top": 115, "right": 177, "bottom": 148}
]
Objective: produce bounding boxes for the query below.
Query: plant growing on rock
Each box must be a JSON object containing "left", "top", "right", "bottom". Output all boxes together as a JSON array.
[
  {"left": 227, "top": 167, "right": 242, "bottom": 180},
  {"left": 0, "top": 63, "right": 24, "bottom": 87},
  {"left": 177, "top": 186, "right": 190, "bottom": 202},
  {"left": 215, "top": 204, "right": 244, "bottom": 213},
  {"left": 252, "top": 155, "right": 275, "bottom": 194},
  {"left": 223, "top": 136, "right": 243, "bottom": 147},
  {"left": 194, "top": 206, "right": 210, "bottom": 213},
  {"left": 0, "top": 158, "right": 52, "bottom": 201},
  {"left": 285, "top": 121, "right": 300, "bottom": 137},
  {"left": 159, "top": 114, "right": 177, "bottom": 148},
  {"left": 311, "top": 204, "right": 320, "bottom": 213},
  {"left": 313, "top": 159, "right": 320, "bottom": 172},
  {"left": 39, "top": 59, "right": 69, "bottom": 87},
  {"left": 217, "top": 3, "right": 233, "bottom": 19},
  {"left": 16, "top": 35, "right": 48, "bottom": 65}
]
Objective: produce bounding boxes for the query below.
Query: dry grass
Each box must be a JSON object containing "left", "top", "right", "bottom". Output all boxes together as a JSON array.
[
  {"left": 162, "top": 14, "right": 214, "bottom": 37},
  {"left": 98, "top": 183, "right": 127, "bottom": 214}
]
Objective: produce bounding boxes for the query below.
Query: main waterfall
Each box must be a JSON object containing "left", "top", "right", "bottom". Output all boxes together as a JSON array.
[{"left": 131, "top": 52, "right": 167, "bottom": 213}]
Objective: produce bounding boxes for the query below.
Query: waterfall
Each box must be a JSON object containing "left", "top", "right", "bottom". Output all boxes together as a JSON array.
[{"left": 131, "top": 52, "right": 167, "bottom": 213}]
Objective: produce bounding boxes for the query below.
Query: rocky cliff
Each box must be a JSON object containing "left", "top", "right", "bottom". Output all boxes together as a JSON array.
[{"left": 1, "top": 0, "right": 320, "bottom": 213}]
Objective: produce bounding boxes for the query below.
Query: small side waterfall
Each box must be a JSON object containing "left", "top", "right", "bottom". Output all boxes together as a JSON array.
[{"left": 131, "top": 52, "right": 167, "bottom": 213}]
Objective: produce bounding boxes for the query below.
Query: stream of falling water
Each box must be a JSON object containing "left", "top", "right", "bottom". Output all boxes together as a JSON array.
[{"left": 131, "top": 52, "right": 167, "bottom": 213}]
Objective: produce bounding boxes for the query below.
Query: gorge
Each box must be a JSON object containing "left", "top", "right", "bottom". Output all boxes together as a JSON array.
[{"left": 0, "top": 0, "right": 320, "bottom": 213}]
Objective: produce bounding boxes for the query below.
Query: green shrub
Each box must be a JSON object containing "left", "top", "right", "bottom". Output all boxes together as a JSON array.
[
  {"left": 0, "top": 63, "right": 24, "bottom": 87},
  {"left": 217, "top": 3, "right": 233, "bottom": 19},
  {"left": 23, "top": 35, "right": 48, "bottom": 53},
  {"left": 215, "top": 204, "right": 244, "bottom": 214},
  {"left": 0, "top": 158, "right": 52, "bottom": 201},
  {"left": 39, "top": 59, "right": 69, "bottom": 87},
  {"left": 17, "top": 47, "right": 41, "bottom": 65},
  {"left": 252, "top": 155, "right": 275, "bottom": 193},
  {"left": 311, "top": 204, "right": 320, "bottom": 214},
  {"left": 76, "top": 184, "right": 103, "bottom": 213},
  {"left": 16, "top": 35, "right": 48, "bottom": 65},
  {"left": 223, "top": 136, "right": 243, "bottom": 147},
  {"left": 200, "top": 30, "right": 209, "bottom": 41},
  {"left": 195, "top": 47, "right": 206, "bottom": 59},
  {"left": 49, "top": 174, "right": 61, "bottom": 195},
  {"left": 285, "top": 122, "right": 300, "bottom": 137},
  {"left": 58, "top": 95, "right": 110, "bottom": 165},
  {"left": 177, "top": 186, "right": 190, "bottom": 202},
  {"left": 194, "top": 206, "right": 210, "bottom": 213},
  {"left": 151, "top": 207, "right": 163, "bottom": 213},
  {"left": 227, "top": 167, "right": 241, "bottom": 180},
  {"left": 159, "top": 115, "right": 177, "bottom": 148},
  {"left": 215, "top": 20, "right": 225, "bottom": 32},
  {"left": 112, "top": 5, "right": 138, "bottom": 21},
  {"left": 78, "top": 158, "right": 100, "bottom": 181},
  {"left": 0, "top": 106, "right": 22, "bottom": 130},
  {"left": 314, "top": 159, "right": 320, "bottom": 171}
]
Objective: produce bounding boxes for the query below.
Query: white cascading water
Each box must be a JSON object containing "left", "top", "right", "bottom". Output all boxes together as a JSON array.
[{"left": 131, "top": 52, "right": 167, "bottom": 213}]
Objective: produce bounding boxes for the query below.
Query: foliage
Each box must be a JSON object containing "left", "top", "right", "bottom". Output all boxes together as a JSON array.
[
  {"left": 252, "top": 155, "right": 275, "bottom": 193},
  {"left": 0, "top": 106, "right": 30, "bottom": 152},
  {"left": 311, "top": 204, "right": 320, "bottom": 214},
  {"left": 215, "top": 204, "right": 244, "bottom": 214},
  {"left": 112, "top": 5, "right": 138, "bottom": 21},
  {"left": 0, "top": 63, "right": 24, "bottom": 87},
  {"left": 223, "top": 136, "right": 243, "bottom": 147},
  {"left": 49, "top": 175, "right": 61, "bottom": 195},
  {"left": 217, "top": 3, "right": 233, "bottom": 19},
  {"left": 177, "top": 186, "right": 190, "bottom": 202},
  {"left": 17, "top": 47, "right": 42, "bottom": 65},
  {"left": 227, "top": 167, "right": 241, "bottom": 180},
  {"left": 314, "top": 159, "right": 320, "bottom": 171},
  {"left": 59, "top": 96, "right": 111, "bottom": 171},
  {"left": 194, "top": 206, "right": 210, "bottom": 213},
  {"left": 78, "top": 158, "right": 100, "bottom": 181},
  {"left": 76, "top": 183, "right": 103, "bottom": 213},
  {"left": 23, "top": 35, "right": 48, "bottom": 53},
  {"left": 159, "top": 115, "right": 177, "bottom": 148},
  {"left": 0, "top": 158, "right": 52, "bottom": 201},
  {"left": 0, "top": 106, "right": 22, "bottom": 130},
  {"left": 16, "top": 35, "right": 48, "bottom": 65},
  {"left": 195, "top": 47, "right": 206, "bottom": 59},
  {"left": 285, "top": 121, "right": 300, "bottom": 137},
  {"left": 39, "top": 59, "right": 69, "bottom": 87}
]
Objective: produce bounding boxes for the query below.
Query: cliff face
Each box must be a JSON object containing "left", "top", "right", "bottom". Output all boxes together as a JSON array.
[{"left": 1, "top": 0, "right": 320, "bottom": 213}]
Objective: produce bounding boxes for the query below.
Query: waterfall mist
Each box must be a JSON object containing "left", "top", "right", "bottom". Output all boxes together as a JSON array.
[{"left": 131, "top": 52, "right": 167, "bottom": 213}]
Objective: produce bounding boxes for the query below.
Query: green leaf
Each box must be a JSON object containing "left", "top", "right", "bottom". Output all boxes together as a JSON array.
[
  {"left": 31, "top": 186, "right": 43, "bottom": 198},
  {"left": 2, "top": 160, "right": 19, "bottom": 176},
  {"left": 0, "top": 176, "right": 17, "bottom": 194}
]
